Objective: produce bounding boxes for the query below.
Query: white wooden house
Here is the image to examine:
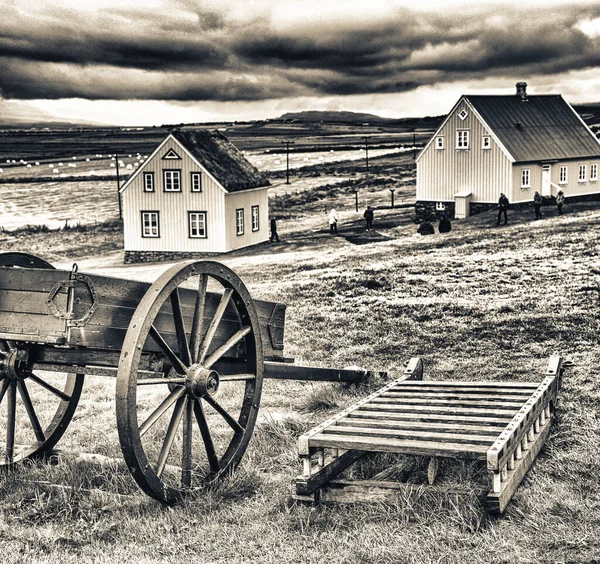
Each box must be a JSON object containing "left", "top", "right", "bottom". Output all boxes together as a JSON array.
[
  {"left": 416, "top": 83, "right": 600, "bottom": 220},
  {"left": 120, "top": 130, "right": 270, "bottom": 263}
]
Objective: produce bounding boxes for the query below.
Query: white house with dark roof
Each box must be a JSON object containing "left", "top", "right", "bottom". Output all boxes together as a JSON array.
[
  {"left": 120, "top": 129, "right": 270, "bottom": 263},
  {"left": 416, "top": 82, "right": 600, "bottom": 220}
]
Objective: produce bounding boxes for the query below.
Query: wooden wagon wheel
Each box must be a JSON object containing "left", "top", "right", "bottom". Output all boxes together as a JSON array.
[
  {"left": 116, "top": 260, "right": 264, "bottom": 504},
  {"left": 0, "top": 252, "right": 84, "bottom": 466}
]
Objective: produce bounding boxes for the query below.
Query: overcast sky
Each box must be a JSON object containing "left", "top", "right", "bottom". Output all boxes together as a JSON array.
[{"left": 3, "top": 0, "right": 600, "bottom": 125}]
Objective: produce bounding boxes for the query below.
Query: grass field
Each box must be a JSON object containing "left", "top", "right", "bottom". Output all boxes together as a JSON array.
[{"left": 0, "top": 189, "right": 599, "bottom": 563}]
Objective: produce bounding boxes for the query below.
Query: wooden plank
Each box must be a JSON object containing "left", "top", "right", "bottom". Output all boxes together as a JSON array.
[
  {"left": 0, "top": 288, "right": 67, "bottom": 315},
  {"left": 390, "top": 384, "right": 537, "bottom": 394},
  {"left": 295, "top": 449, "right": 365, "bottom": 496},
  {"left": 322, "top": 424, "right": 497, "bottom": 445},
  {"left": 0, "top": 332, "right": 65, "bottom": 345},
  {"left": 336, "top": 417, "right": 503, "bottom": 436},
  {"left": 487, "top": 416, "right": 552, "bottom": 513},
  {"left": 308, "top": 433, "right": 489, "bottom": 459},
  {"left": 381, "top": 391, "right": 534, "bottom": 401},
  {"left": 0, "top": 268, "right": 69, "bottom": 294},
  {"left": 393, "top": 381, "right": 538, "bottom": 389},
  {"left": 0, "top": 311, "right": 66, "bottom": 338},
  {"left": 369, "top": 397, "right": 526, "bottom": 409},
  {"left": 316, "top": 479, "right": 486, "bottom": 505},
  {"left": 359, "top": 403, "right": 518, "bottom": 417},
  {"left": 264, "top": 363, "right": 380, "bottom": 384},
  {"left": 347, "top": 410, "right": 510, "bottom": 425}
]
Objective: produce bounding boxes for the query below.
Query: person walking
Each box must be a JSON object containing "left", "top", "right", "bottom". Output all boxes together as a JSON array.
[
  {"left": 533, "top": 191, "right": 543, "bottom": 220},
  {"left": 328, "top": 208, "right": 338, "bottom": 235},
  {"left": 269, "top": 217, "right": 280, "bottom": 242},
  {"left": 363, "top": 206, "right": 374, "bottom": 231},
  {"left": 556, "top": 190, "right": 565, "bottom": 215},
  {"left": 497, "top": 193, "right": 509, "bottom": 225}
]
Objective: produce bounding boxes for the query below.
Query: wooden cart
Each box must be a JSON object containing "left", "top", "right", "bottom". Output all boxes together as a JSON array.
[
  {"left": 0, "top": 252, "right": 376, "bottom": 504},
  {"left": 293, "top": 356, "right": 564, "bottom": 513}
]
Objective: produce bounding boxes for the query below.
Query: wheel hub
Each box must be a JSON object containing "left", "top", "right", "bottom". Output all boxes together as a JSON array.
[
  {"left": 0, "top": 344, "right": 29, "bottom": 381},
  {"left": 185, "top": 363, "right": 220, "bottom": 398}
]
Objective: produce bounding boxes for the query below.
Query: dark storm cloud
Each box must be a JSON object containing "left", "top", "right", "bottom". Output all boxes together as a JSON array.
[{"left": 2, "top": 2, "right": 600, "bottom": 101}]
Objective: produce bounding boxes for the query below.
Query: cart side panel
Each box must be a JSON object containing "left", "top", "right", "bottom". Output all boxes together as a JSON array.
[
  {"left": 0, "top": 267, "right": 286, "bottom": 357},
  {"left": 0, "top": 269, "right": 67, "bottom": 343},
  {"left": 68, "top": 273, "right": 286, "bottom": 358}
]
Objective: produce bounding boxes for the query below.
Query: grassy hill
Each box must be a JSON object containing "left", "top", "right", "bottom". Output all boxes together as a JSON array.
[{"left": 0, "top": 194, "right": 599, "bottom": 562}]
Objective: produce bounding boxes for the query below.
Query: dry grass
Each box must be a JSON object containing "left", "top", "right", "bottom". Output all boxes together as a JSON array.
[{"left": 1, "top": 194, "right": 600, "bottom": 562}]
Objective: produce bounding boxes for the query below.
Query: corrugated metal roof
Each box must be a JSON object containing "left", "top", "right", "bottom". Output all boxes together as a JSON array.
[
  {"left": 466, "top": 95, "right": 600, "bottom": 162},
  {"left": 172, "top": 129, "right": 270, "bottom": 193}
]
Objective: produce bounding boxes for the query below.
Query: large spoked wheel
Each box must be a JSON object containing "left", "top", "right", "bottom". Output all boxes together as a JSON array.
[
  {"left": 0, "top": 252, "right": 84, "bottom": 466},
  {"left": 116, "top": 260, "right": 264, "bottom": 504}
]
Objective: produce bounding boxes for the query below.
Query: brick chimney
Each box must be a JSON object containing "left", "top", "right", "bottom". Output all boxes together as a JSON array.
[{"left": 516, "top": 82, "right": 528, "bottom": 100}]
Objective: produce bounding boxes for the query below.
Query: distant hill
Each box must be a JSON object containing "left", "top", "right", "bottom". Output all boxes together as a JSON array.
[{"left": 278, "top": 110, "right": 394, "bottom": 123}]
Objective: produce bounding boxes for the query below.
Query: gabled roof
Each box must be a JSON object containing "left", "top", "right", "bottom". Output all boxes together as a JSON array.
[
  {"left": 171, "top": 129, "right": 270, "bottom": 193},
  {"left": 120, "top": 129, "right": 270, "bottom": 194},
  {"left": 465, "top": 95, "right": 600, "bottom": 162}
]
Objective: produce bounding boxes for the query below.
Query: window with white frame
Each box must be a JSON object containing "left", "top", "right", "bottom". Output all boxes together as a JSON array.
[
  {"left": 482, "top": 136, "right": 491, "bottom": 149},
  {"left": 435, "top": 136, "right": 444, "bottom": 150},
  {"left": 458, "top": 108, "right": 468, "bottom": 120},
  {"left": 163, "top": 169, "right": 181, "bottom": 191},
  {"left": 251, "top": 205, "right": 259, "bottom": 232},
  {"left": 188, "top": 211, "right": 207, "bottom": 238},
  {"left": 456, "top": 130, "right": 469, "bottom": 149},
  {"left": 143, "top": 172, "right": 154, "bottom": 192},
  {"left": 559, "top": 166, "right": 568, "bottom": 184},
  {"left": 436, "top": 202, "right": 446, "bottom": 211},
  {"left": 236, "top": 208, "right": 244, "bottom": 236},
  {"left": 141, "top": 211, "right": 159, "bottom": 238},
  {"left": 521, "top": 169, "right": 531, "bottom": 188},
  {"left": 579, "top": 165, "right": 587, "bottom": 182},
  {"left": 191, "top": 172, "right": 202, "bottom": 192},
  {"left": 591, "top": 164, "right": 598, "bottom": 181}
]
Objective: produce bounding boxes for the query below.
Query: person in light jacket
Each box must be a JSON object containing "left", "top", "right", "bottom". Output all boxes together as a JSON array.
[
  {"left": 328, "top": 208, "right": 338, "bottom": 235},
  {"left": 533, "top": 192, "right": 543, "bottom": 220}
]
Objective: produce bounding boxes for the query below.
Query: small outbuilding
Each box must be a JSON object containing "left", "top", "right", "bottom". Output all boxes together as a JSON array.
[
  {"left": 120, "top": 130, "right": 270, "bottom": 263},
  {"left": 416, "top": 82, "right": 600, "bottom": 220}
]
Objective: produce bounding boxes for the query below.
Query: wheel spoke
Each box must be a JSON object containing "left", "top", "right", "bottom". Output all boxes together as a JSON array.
[
  {"left": 203, "top": 395, "right": 245, "bottom": 435},
  {"left": 190, "top": 274, "right": 208, "bottom": 364},
  {"left": 139, "top": 386, "right": 186, "bottom": 438},
  {"left": 170, "top": 288, "right": 192, "bottom": 367},
  {"left": 149, "top": 325, "right": 187, "bottom": 375},
  {"left": 5, "top": 382, "right": 16, "bottom": 463},
  {"left": 219, "top": 374, "right": 256, "bottom": 382},
  {"left": 181, "top": 397, "right": 194, "bottom": 488},
  {"left": 17, "top": 381, "right": 45, "bottom": 443},
  {"left": 204, "top": 326, "right": 252, "bottom": 369},
  {"left": 136, "top": 378, "right": 186, "bottom": 386},
  {"left": 193, "top": 399, "right": 220, "bottom": 473},
  {"left": 198, "top": 288, "right": 234, "bottom": 364},
  {"left": 0, "top": 378, "right": 9, "bottom": 404},
  {"left": 155, "top": 395, "right": 187, "bottom": 478},
  {"left": 28, "top": 372, "right": 71, "bottom": 402}
]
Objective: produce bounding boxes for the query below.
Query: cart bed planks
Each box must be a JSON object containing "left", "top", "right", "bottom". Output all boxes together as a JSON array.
[{"left": 293, "top": 356, "right": 564, "bottom": 514}]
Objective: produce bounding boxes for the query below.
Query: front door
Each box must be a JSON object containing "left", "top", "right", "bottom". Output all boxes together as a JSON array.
[{"left": 542, "top": 165, "right": 551, "bottom": 197}]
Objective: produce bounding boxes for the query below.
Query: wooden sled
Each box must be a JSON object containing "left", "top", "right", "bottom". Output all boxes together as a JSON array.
[{"left": 293, "top": 356, "right": 564, "bottom": 514}]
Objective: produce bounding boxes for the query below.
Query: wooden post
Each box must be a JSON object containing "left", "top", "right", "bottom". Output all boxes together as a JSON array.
[
  {"left": 281, "top": 140, "right": 294, "bottom": 185},
  {"left": 115, "top": 151, "right": 122, "bottom": 220}
]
